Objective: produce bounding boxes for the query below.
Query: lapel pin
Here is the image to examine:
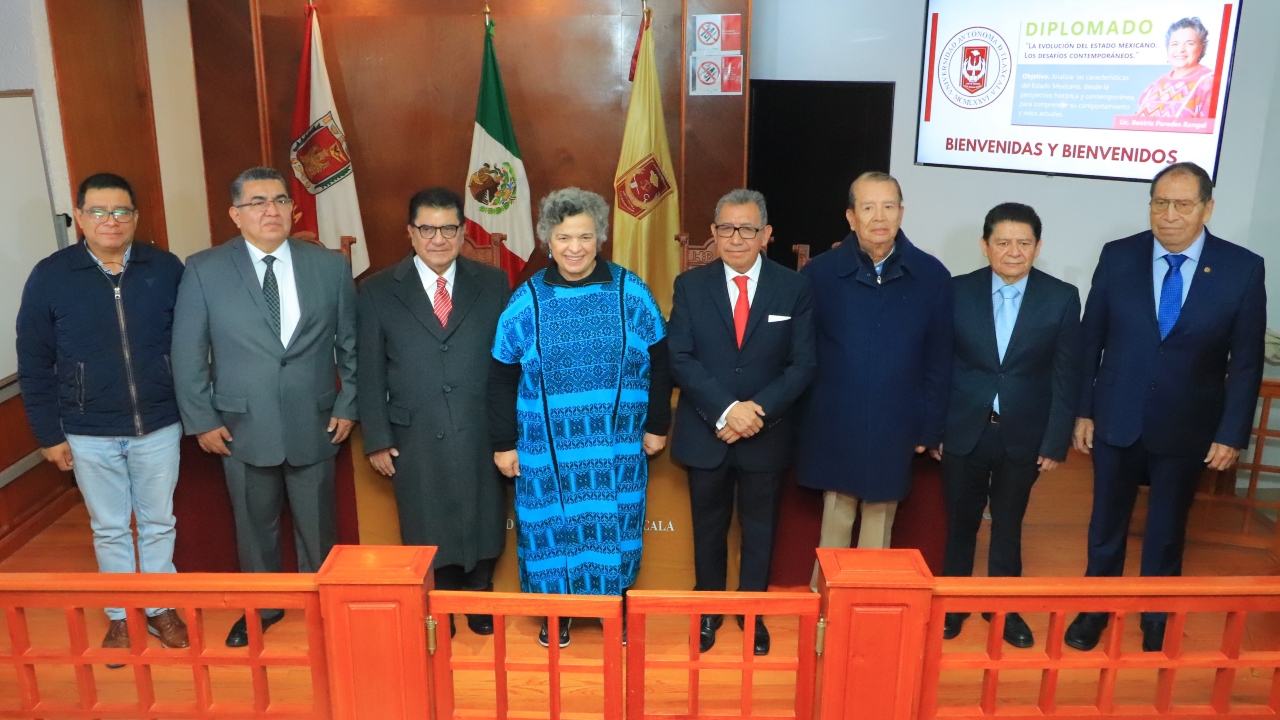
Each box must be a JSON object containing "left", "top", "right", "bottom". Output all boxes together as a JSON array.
[{"left": 1203, "top": 266, "right": 1211, "bottom": 273}]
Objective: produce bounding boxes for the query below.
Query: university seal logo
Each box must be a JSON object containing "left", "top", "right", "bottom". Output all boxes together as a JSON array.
[
  {"left": 937, "top": 27, "right": 1011, "bottom": 109},
  {"left": 468, "top": 162, "right": 517, "bottom": 216},
  {"left": 615, "top": 155, "right": 673, "bottom": 220},
  {"left": 289, "top": 112, "right": 352, "bottom": 194}
]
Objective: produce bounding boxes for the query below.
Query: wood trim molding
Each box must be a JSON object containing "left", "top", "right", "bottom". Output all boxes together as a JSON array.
[{"left": 0, "top": 485, "right": 80, "bottom": 564}]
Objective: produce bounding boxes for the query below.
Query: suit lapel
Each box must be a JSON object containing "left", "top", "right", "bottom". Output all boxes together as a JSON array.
[
  {"left": 1137, "top": 236, "right": 1163, "bottom": 341},
  {"left": 1001, "top": 269, "right": 1039, "bottom": 364},
  {"left": 740, "top": 257, "right": 779, "bottom": 349},
  {"left": 975, "top": 268, "right": 1002, "bottom": 367},
  {"left": 704, "top": 259, "right": 737, "bottom": 340},
  {"left": 441, "top": 258, "right": 482, "bottom": 341},
  {"left": 285, "top": 239, "right": 313, "bottom": 350},
  {"left": 229, "top": 237, "right": 283, "bottom": 347},
  {"left": 392, "top": 255, "right": 448, "bottom": 342},
  {"left": 1165, "top": 233, "right": 1217, "bottom": 341}
]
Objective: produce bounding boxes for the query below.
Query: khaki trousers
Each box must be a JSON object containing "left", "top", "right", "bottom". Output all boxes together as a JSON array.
[{"left": 809, "top": 491, "right": 899, "bottom": 590}]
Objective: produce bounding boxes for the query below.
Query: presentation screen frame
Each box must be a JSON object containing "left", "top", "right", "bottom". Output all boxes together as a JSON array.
[{"left": 913, "top": 0, "right": 1243, "bottom": 183}]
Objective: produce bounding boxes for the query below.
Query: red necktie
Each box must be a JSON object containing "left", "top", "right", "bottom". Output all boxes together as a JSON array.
[
  {"left": 433, "top": 276, "right": 452, "bottom": 328},
  {"left": 733, "top": 275, "right": 750, "bottom": 348}
]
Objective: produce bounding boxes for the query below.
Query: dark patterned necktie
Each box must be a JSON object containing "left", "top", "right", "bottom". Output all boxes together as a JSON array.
[{"left": 262, "top": 255, "right": 281, "bottom": 339}]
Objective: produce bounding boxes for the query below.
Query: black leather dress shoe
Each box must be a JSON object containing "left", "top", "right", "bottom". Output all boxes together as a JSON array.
[
  {"left": 226, "top": 611, "right": 285, "bottom": 647},
  {"left": 468, "top": 614, "right": 494, "bottom": 636},
  {"left": 699, "top": 614, "right": 724, "bottom": 653},
  {"left": 538, "top": 617, "right": 571, "bottom": 648},
  {"left": 1064, "top": 612, "right": 1108, "bottom": 651},
  {"left": 943, "top": 613, "right": 967, "bottom": 639},
  {"left": 736, "top": 615, "right": 770, "bottom": 656},
  {"left": 1001, "top": 613, "right": 1035, "bottom": 648},
  {"left": 1140, "top": 619, "right": 1166, "bottom": 652}
]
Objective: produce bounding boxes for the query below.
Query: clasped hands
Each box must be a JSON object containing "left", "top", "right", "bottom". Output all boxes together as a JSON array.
[
  {"left": 492, "top": 432, "right": 667, "bottom": 478},
  {"left": 717, "top": 401, "right": 765, "bottom": 444},
  {"left": 197, "top": 417, "right": 354, "bottom": 456}
]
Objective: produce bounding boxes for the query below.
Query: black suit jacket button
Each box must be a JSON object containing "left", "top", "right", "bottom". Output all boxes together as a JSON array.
[
  {"left": 735, "top": 368, "right": 742, "bottom": 374},
  {"left": 280, "top": 360, "right": 287, "bottom": 367},
  {"left": 443, "top": 385, "right": 452, "bottom": 393},
  {"left": 437, "top": 432, "right": 445, "bottom": 439},
  {"left": 441, "top": 344, "right": 449, "bottom": 352}
]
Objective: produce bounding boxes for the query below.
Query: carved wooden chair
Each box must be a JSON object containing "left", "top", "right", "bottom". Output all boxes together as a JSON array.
[
  {"left": 793, "top": 241, "right": 840, "bottom": 271},
  {"left": 459, "top": 232, "right": 507, "bottom": 269},
  {"left": 675, "top": 233, "right": 717, "bottom": 272}
]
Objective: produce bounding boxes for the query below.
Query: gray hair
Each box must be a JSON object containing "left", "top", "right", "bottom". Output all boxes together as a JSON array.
[
  {"left": 715, "top": 189, "right": 768, "bottom": 226},
  {"left": 848, "top": 171, "right": 903, "bottom": 207},
  {"left": 1167, "top": 17, "right": 1210, "bottom": 63},
  {"left": 230, "top": 167, "right": 289, "bottom": 205},
  {"left": 536, "top": 187, "right": 610, "bottom": 245}
]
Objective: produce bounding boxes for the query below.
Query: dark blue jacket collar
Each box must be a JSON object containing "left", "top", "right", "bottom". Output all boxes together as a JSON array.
[
  {"left": 834, "top": 230, "right": 917, "bottom": 284},
  {"left": 70, "top": 239, "right": 157, "bottom": 270}
]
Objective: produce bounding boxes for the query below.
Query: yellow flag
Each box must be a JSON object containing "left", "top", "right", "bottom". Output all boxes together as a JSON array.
[{"left": 613, "top": 11, "right": 681, "bottom": 315}]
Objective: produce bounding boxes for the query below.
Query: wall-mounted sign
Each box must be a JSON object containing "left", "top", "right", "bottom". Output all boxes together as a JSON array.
[
  {"left": 690, "top": 53, "right": 743, "bottom": 96},
  {"left": 692, "top": 14, "right": 741, "bottom": 55}
]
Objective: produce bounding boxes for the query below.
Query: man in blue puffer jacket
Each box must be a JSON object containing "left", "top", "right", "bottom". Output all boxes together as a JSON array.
[{"left": 16, "top": 173, "right": 189, "bottom": 663}]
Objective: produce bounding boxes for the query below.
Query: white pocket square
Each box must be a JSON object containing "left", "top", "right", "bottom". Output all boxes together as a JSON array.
[{"left": 767, "top": 315, "right": 791, "bottom": 322}]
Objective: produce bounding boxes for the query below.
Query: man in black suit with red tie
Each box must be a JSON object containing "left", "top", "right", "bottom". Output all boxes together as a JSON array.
[{"left": 669, "top": 189, "right": 817, "bottom": 656}]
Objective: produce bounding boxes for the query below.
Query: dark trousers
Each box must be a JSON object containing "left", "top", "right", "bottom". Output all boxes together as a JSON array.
[
  {"left": 688, "top": 447, "right": 784, "bottom": 593},
  {"left": 1086, "top": 437, "right": 1204, "bottom": 579},
  {"left": 434, "top": 557, "right": 497, "bottom": 592},
  {"left": 942, "top": 422, "right": 1040, "bottom": 579}
]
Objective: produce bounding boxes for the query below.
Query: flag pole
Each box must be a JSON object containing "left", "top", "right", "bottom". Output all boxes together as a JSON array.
[
  {"left": 248, "top": 0, "right": 273, "bottom": 166},
  {"left": 484, "top": 2, "right": 490, "bottom": 26}
]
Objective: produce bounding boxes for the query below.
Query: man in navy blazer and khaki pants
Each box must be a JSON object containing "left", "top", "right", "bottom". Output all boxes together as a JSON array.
[
  {"left": 669, "top": 189, "right": 816, "bottom": 656},
  {"left": 1067, "top": 162, "right": 1266, "bottom": 653}
]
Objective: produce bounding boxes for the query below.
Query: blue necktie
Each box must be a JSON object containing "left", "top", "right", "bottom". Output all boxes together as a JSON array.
[
  {"left": 1157, "top": 254, "right": 1187, "bottom": 339},
  {"left": 993, "top": 285, "right": 1020, "bottom": 413}
]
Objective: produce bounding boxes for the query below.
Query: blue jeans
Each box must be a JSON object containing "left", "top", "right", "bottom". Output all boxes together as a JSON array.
[{"left": 66, "top": 423, "right": 181, "bottom": 620}]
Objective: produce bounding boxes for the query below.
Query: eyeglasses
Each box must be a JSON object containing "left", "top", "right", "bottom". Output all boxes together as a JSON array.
[
  {"left": 1150, "top": 199, "right": 1202, "bottom": 214},
  {"left": 414, "top": 224, "right": 461, "bottom": 240},
  {"left": 235, "top": 197, "right": 294, "bottom": 212},
  {"left": 714, "top": 224, "right": 762, "bottom": 239},
  {"left": 84, "top": 208, "right": 137, "bottom": 224}
]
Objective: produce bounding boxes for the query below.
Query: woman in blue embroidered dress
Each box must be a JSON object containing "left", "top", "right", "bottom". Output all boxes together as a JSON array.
[{"left": 489, "top": 187, "right": 671, "bottom": 648}]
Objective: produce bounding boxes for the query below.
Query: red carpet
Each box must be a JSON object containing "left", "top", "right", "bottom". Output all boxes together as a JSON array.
[
  {"left": 769, "top": 455, "right": 948, "bottom": 586},
  {"left": 171, "top": 435, "right": 359, "bottom": 573}
]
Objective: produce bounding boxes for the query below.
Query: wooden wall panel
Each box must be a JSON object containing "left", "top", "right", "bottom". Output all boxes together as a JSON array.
[
  {"left": 189, "top": 0, "right": 262, "bottom": 245},
  {"left": 189, "top": 0, "right": 746, "bottom": 276},
  {"left": 45, "top": 0, "right": 168, "bottom": 249},
  {"left": 0, "top": 394, "right": 76, "bottom": 562}
]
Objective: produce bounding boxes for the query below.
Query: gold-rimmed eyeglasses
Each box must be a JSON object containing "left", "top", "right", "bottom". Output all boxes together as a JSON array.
[
  {"left": 235, "top": 196, "right": 294, "bottom": 212},
  {"left": 1150, "top": 198, "right": 1202, "bottom": 215}
]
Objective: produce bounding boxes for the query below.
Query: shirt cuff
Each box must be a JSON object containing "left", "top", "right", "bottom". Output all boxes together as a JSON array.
[{"left": 715, "top": 401, "right": 739, "bottom": 430}]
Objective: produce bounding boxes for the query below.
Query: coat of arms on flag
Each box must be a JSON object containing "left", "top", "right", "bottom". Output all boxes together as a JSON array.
[
  {"left": 615, "top": 155, "right": 673, "bottom": 220},
  {"left": 290, "top": 112, "right": 353, "bottom": 193},
  {"left": 467, "top": 162, "right": 518, "bottom": 215}
]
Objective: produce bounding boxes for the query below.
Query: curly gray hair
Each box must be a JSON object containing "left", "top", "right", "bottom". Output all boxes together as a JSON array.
[{"left": 536, "top": 187, "right": 610, "bottom": 246}]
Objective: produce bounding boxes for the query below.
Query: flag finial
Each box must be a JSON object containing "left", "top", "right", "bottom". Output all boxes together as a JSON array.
[{"left": 484, "top": 3, "right": 490, "bottom": 25}]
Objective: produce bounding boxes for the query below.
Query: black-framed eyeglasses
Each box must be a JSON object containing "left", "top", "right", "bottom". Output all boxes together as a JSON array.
[
  {"left": 1149, "top": 198, "right": 1202, "bottom": 214},
  {"left": 235, "top": 196, "right": 294, "bottom": 211},
  {"left": 714, "top": 224, "right": 762, "bottom": 239},
  {"left": 414, "top": 224, "right": 461, "bottom": 240},
  {"left": 84, "top": 207, "right": 137, "bottom": 223}
]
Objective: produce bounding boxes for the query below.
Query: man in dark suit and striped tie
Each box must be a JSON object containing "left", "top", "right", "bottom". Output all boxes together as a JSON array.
[{"left": 1066, "top": 162, "right": 1266, "bottom": 653}]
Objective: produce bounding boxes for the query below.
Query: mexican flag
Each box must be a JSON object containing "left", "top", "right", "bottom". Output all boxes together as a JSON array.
[
  {"left": 288, "top": 4, "right": 370, "bottom": 277},
  {"left": 612, "top": 9, "right": 681, "bottom": 314},
  {"left": 464, "top": 18, "right": 535, "bottom": 284}
]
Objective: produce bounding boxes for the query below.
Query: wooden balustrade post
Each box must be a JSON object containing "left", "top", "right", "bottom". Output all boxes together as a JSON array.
[
  {"left": 815, "top": 548, "right": 936, "bottom": 720},
  {"left": 317, "top": 545, "right": 436, "bottom": 720}
]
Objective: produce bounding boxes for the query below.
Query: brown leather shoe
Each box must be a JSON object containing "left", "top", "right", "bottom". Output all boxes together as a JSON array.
[
  {"left": 102, "top": 619, "right": 129, "bottom": 668},
  {"left": 146, "top": 609, "right": 190, "bottom": 649}
]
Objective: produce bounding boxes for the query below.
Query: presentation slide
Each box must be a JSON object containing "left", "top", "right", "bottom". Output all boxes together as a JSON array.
[{"left": 915, "top": 0, "right": 1242, "bottom": 181}]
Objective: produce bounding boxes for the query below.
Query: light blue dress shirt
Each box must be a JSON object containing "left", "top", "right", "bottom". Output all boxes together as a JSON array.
[
  {"left": 1152, "top": 229, "right": 1204, "bottom": 312},
  {"left": 991, "top": 272, "right": 1029, "bottom": 413},
  {"left": 874, "top": 246, "right": 894, "bottom": 277}
]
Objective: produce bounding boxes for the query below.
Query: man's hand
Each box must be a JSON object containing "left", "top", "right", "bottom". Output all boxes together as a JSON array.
[
  {"left": 929, "top": 443, "right": 943, "bottom": 461},
  {"left": 716, "top": 426, "right": 742, "bottom": 444},
  {"left": 643, "top": 433, "right": 667, "bottom": 456},
  {"left": 1205, "top": 443, "right": 1240, "bottom": 471},
  {"left": 726, "top": 401, "right": 765, "bottom": 437},
  {"left": 1073, "top": 418, "right": 1094, "bottom": 454},
  {"left": 328, "top": 417, "right": 355, "bottom": 444},
  {"left": 368, "top": 447, "right": 398, "bottom": 477},
  {"left": 1037, "top": 456, "right": 1060, "bottom": 472},
  {"left": 495, "top": 450, "right": 520, "bottom": 478},
  {"left": 41, "top": 442, "right": 73, "bottom": 471},
  {"left": 198, "top": 427, "right": 234, "bottom": 456}
]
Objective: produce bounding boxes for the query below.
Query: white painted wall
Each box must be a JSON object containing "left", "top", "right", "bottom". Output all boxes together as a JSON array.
[
  {"left": 0, "top": 0, "right": 72, "bottom": 216},
  {"left": 140, "top": 0, "right": 211, "bottom": 260},
  {"left": 751, "top": 0, "right": 1280, "bottom": 325}
]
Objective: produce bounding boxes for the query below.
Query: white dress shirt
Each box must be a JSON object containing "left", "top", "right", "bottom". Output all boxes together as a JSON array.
[
  {"left": 1152, "top": 229, "right": 1204, "bottom": 312},
  {"left": 414, "top": 255, "right": 456, "bottom": 308},
  {"left": 717, "top": 253, "right": 763, "bottom": 430},
  {"left": 245, "top": 240, "right": 300, "bottom": 346}
]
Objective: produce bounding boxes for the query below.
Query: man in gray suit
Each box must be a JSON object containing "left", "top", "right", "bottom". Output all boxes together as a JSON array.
[
  {"left": 358, "top": 187, "right": 509, "bottom": 638},
  {"left": 172, "top": 166, "right": 357, "bottom": 647}
]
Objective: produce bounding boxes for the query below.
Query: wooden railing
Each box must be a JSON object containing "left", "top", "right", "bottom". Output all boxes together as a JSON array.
[{"left": 4, "top": 546, "right": 1280, "bottom": 719}]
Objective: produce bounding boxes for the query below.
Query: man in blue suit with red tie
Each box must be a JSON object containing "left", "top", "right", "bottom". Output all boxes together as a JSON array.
[{"left": 1066, "top": 162, "right": 1266, "bottom": 653}]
